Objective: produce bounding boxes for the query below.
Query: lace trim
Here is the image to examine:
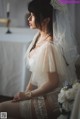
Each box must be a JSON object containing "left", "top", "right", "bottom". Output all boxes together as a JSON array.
[{"left": 33, "top": 96, "right": 48, "bottom": 119}]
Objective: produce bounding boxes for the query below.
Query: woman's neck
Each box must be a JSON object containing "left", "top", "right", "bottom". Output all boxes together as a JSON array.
[
  {"left": 39, "top": 30, "right": 53, "bottom": 39},
  {"left": 35, "top": 31, "right": 53, "bottom": 45}
]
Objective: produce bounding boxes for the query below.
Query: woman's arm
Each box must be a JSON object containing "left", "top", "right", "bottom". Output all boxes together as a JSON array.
[
  {"left": 25, "top": 79, "right": 33, "bottom": 92},
  {"left": 25, "top": 78, "right": 37, "bottom": 92},
  {"left": 31, "top": 72, "right": 59, "bottom": 97},
  {"left": 12, "top": 79, "right": 33, "bottom": 102},
  {"left": 12, "top": 72, "right": 59, "bottom": 102}
]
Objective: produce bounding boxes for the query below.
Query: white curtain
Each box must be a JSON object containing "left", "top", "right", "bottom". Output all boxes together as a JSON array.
[{"left": 53, "top": 4, "right": 78, "bottom": 84}]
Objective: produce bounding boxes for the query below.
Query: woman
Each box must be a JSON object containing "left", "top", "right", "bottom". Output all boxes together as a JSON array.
[{"left": 0, "top": 0, "right": 63, "bottom": 119}]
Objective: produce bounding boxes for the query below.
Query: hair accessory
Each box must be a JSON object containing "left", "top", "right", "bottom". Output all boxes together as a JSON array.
[{"left": 51, "top": 0, "right": 66, "bottom": 11}]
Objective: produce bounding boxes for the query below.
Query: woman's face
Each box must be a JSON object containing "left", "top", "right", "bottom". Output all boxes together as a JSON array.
[{"left": 28, "top": 12, "right": 37, "bottom": 29}]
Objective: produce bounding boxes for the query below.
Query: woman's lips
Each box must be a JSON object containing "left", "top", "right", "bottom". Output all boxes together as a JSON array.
[{"left": 29, "top": 23, "right": 32, "bottom": 26}]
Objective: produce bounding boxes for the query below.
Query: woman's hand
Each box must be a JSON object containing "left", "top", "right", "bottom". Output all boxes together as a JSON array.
[
  {"left": 12, "top": 91, "right": 32, "bottom": 102},
  {"left": 12, "top": 92, "right": 26, "bottom": 102}
]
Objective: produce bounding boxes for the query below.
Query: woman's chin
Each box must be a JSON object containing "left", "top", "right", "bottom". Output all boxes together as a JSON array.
[{"left": 29, "top": 26, "right": 36, "bottom": 29}]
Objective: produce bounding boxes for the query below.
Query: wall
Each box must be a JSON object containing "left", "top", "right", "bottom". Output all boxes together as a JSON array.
[{"left": 0, "top": 0, "right": 30, "bottom": 27}]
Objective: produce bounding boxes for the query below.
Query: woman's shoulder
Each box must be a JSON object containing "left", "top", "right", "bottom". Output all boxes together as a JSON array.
[
  {"left": 44, "top": 35, "right": 54, "bottom": 47},
  {"left": 41, "top": 40, "right": 54, "bottom": 50}
]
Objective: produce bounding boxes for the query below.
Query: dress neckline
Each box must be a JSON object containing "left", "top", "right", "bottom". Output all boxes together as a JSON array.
[
  {"left": 29, "top": 40, "right": 54, "bottom": 59},
  {"left": 31, "top": 39, "right": 53, "bottom": 51},
  {"left": 30, "top": 33, "right": 53, "bottom": 50},
  {"left": 29, "top": 32, "right": 54, "bottom": 58}
]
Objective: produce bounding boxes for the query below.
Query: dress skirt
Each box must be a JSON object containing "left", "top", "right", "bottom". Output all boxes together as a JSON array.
[{"left": 20, "top": 89, "right": 60, "bottom": 119}]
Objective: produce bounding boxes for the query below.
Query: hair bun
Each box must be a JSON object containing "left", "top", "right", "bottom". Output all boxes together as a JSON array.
[
  {"left": 41, "top": 0, "right": 51, "bottom": 4},
  {"left": 33, "top": 0, "right": 51, "bottom": 5}
]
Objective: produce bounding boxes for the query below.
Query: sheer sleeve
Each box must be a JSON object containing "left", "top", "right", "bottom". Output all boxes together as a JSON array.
[{"left": 25, "top": 38, "right": 70, "bottom": 86}]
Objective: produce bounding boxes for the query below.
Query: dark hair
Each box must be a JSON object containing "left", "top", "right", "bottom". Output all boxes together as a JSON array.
[{"left": 28, "top": 0, "right": 56, "bottom": 35}]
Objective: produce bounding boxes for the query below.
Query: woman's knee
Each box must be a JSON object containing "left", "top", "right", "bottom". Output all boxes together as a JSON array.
[
  {"left": 0, "top": 101, "right": 11, "bottom": 112},
  {"left": 0, "top": 102, "right": 6, "bottom": 111}
]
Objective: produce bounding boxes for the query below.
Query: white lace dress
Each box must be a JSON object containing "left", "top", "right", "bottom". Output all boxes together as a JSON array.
[{"left": 20, "top": 33, "right": 68, "bottom": 119}]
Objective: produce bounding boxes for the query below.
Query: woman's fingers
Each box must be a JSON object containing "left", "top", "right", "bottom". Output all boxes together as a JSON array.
[
  {"left": 11, "top": 99, "right": 20, "bottom": 102},
  {"left": 12, "top": 96, "right": 21, "bottom": 102},
  {"left": 12, "top": 92, "right": 21, "bottom": 102},
  {"left": 12, "top": 92, "right": 27, "bottom": 103}
]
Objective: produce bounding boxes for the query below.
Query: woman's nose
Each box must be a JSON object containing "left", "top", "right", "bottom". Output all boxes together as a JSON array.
[{"left": 28, "top": 16, "right": 31, "bottom": 21}]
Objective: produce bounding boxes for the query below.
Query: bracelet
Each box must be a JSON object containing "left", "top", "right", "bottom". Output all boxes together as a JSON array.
[{"left": 25, "top": 91, "right": 32, "bottom": 99}]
